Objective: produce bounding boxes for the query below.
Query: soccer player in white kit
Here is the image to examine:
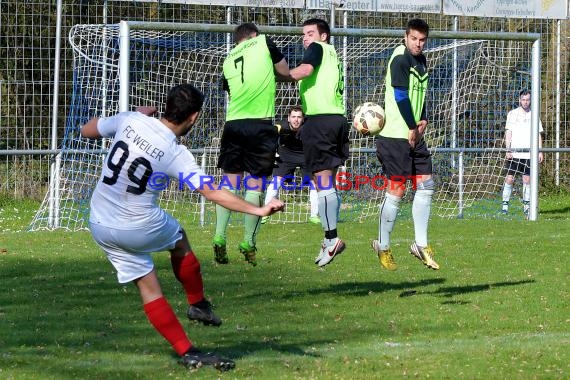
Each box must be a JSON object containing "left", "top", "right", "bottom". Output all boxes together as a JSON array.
[
  {"left": 501, "top": 89, "right": 544, "bottom": 217},
  {"left": 81, "top": 84, "right": 284, "bottom": 372}
]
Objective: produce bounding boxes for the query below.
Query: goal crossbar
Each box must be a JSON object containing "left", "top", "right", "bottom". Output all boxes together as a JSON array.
[{"left": 125, "top": 20, "right": 540, "bottom": 41}]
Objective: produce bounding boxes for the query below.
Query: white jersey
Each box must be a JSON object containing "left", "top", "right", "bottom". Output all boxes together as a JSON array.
[
  {"left": 505, "top": 106, "right": 543, "bottom": 159},
  {"left": 89, "top": 111, "right": 206, "bottom": 229}
]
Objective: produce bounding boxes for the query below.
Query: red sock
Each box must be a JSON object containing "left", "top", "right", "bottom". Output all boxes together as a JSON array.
[
  {"left": 143, "top": 297, "right": 192, "bottom": 356},
  {"left": 171, "top": 252, "right": 205, "bottom": 304}
]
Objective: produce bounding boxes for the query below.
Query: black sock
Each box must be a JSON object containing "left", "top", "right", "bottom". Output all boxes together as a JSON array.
[
  {"left": 191, "top": 299, "right": 209, "bottom": 309},
  {"left": 325, "top": 229, "right": 337, "bottom": 240}
]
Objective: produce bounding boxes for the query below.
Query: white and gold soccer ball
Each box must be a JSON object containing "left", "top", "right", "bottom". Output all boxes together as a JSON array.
[{"left": 352, "top": 102, "right": 385, "bottom": 136}]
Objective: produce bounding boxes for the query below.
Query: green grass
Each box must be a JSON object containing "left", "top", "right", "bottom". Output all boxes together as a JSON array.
[{"left": 0, "top": 196, "right": 569, "bottom": 379}]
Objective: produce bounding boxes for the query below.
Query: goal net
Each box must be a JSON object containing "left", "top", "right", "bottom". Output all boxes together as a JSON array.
[{"left": 29, "top": 23, "right": 536, "bottom": 231}]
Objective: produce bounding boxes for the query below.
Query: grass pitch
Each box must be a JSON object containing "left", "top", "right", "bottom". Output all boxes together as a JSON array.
[{"left": 0, "top": 195, "right": 569, "bottom": 379}]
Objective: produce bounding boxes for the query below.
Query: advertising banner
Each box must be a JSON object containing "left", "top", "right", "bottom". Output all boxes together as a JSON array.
[
  {"left": 109, "top": 0, "right": 305, "bottom": 7},
  {"left": 443, "top": 0, "right": 568, "bottom": 19},
  {"left": 306, "top": 0, "right": 441, "bottom": 13}
]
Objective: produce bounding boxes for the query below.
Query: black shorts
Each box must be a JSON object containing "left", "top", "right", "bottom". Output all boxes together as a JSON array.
[
  {"left": 217, "top": 119, "right": 278, "bottom": 177},
  {"left": 505, "top": 158, "right": 530, "bottom": 176},
  {"left": 273, "top": 147, "right": 310, "bottom": 178},
  {"left": 376, "top": 136, "right": 432, "bottom": 183},
  {"left": 300, "top": 114, "right": 349, "bottom": 174}
]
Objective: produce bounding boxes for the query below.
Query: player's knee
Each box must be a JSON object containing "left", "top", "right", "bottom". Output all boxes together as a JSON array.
[
  {"left": 384, "top": 192, "right": 402, "bottom": 205},
  {"left": 318, "top": 187, "right": 336, "bottom": 198},
  {"left": 416, "top": 178, "right": 435, "bottom": 191}
]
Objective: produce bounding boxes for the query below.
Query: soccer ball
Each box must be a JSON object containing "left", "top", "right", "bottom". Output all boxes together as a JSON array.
[{"left": 352, "top": 102, "right": 385, "bottom": 136}]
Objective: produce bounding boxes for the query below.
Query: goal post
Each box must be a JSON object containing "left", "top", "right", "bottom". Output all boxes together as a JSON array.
[{"left": 29, "top": 21, "right": 541, "bottom": 231}]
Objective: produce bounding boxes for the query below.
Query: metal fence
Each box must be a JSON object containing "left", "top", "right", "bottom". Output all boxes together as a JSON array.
[{"left": 1, "top": 1, "right": 569, "bottom": 205}]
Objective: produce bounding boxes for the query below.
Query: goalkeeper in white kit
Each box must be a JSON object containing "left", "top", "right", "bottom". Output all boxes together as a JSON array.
[{"left": 501, "top": 89, "right": 544, "bottom": 217}]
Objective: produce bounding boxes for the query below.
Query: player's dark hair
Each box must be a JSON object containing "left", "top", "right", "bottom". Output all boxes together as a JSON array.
[
  {"left": 303, "top": 18, "right": 330, "bottom": 43},
  {"left": 234, "top": 22, "right": 259, "bottom": 43},
  {"left": 290, "top": 105, "right": 303, "bottom": 115},
  {"left": 406, "top": 18, "right": 429, "bottom": 37},
  {"left": 163, "top": 84, "right": 204, "bottom": 125},
  {"left": 519, "top": 89, "right": 531, "bottom": 97}
]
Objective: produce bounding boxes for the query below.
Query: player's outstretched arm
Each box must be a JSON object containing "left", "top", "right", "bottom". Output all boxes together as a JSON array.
[
  {"left": 80, "top": 118, "right": 102, "bottom": 139},
  {"left": 198, "top": 187, "right": 284, "bottom": 216},
  {"left": 135, "top": 106, "right": 158, "bottom": 116}
]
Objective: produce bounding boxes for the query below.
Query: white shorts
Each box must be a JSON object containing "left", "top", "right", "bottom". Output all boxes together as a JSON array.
[{"left": 89, "top": 215, "right": 184, "bottom": 284}]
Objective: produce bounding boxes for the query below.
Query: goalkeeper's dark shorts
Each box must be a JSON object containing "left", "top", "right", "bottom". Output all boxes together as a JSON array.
[
  {"left": 376, "top": 136, "right": 432, "bottom": 183},
  {"left": 505, "top": 158, "right": 530, "bottom": 176},
  {"left": 217, "top": 119, "right": 278, "bottom": 177},
  {"left": 299, "top": 114, "right": 349, "bottom": 174},
  {"left": 272, "top": 147, "right": 311, "bottom": 178}
]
